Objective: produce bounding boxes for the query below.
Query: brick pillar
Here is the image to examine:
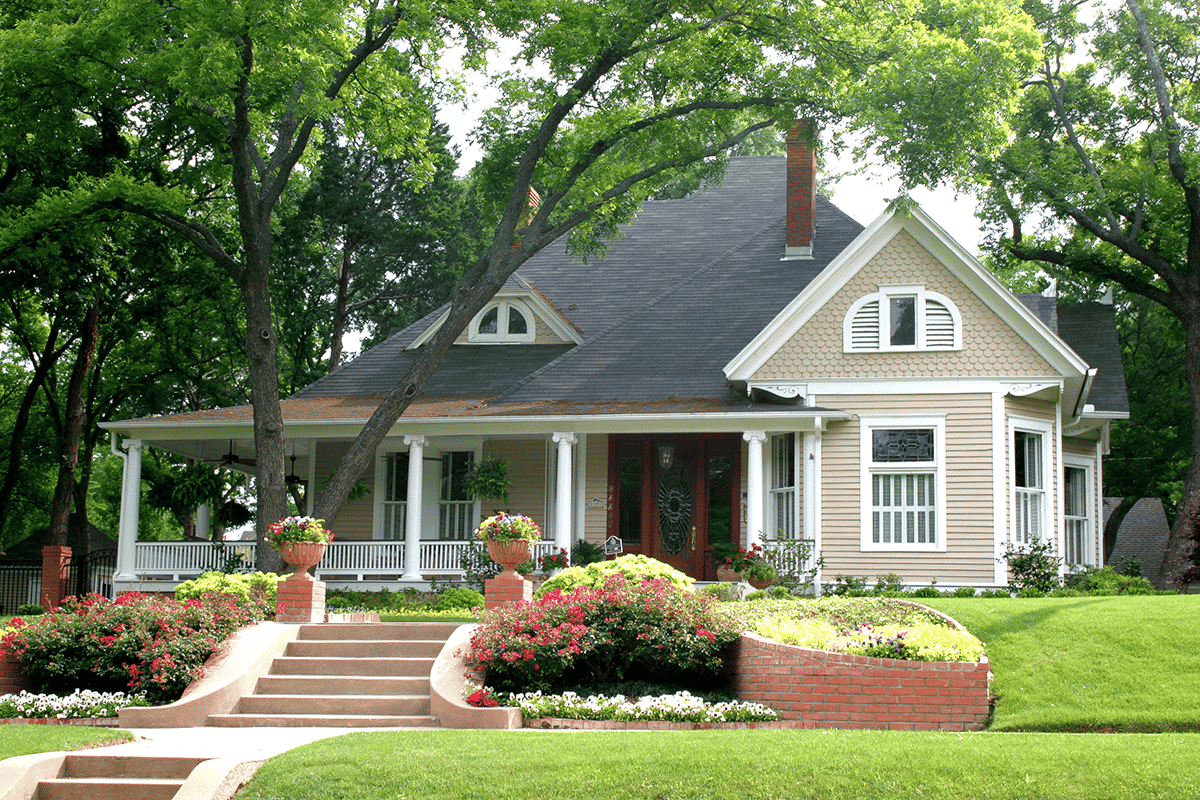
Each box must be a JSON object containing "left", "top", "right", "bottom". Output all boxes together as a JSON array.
[
  {"left": 485, "top": 572, "right": 532, "bottom": 610},
  {"left": 40, "top": 546, "right": 71, "bottom": 611},
  {"left": 275, "top": 574, "right": 327, "bottom": 623}
]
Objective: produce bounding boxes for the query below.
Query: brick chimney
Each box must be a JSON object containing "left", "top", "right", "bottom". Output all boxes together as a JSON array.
[{"left": 784, "top": 119, "right": 816, "bottom": 260}]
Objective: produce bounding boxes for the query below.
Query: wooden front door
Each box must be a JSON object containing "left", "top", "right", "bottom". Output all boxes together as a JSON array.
[{"left": 607, "top": 434, "right": 740, "bottom": 580}]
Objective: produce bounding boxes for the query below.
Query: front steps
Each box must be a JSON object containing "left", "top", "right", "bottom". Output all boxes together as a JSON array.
[
  {"left": 208, "top": 621, "right": 459, "bottom": 728},
  {"left": 32, "top": 754, "right": 209, "bottom": 800}
]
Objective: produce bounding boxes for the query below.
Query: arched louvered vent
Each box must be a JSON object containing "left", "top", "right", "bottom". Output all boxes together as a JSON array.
[
  {"left": 925, "top": 299, "right": 955, "bottom": 348},
  {"left": 849, "top": 299, "right": 880, "bottom": 350}
]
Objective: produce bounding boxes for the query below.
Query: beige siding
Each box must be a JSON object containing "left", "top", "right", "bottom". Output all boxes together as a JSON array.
[
  {"left": 482, "top": 440, "right": 548, "bottom": 522},
  {"left": 315, "top": 441, "right": 375, "bottom": 540},
  {"left": 584, "top": 435, "right": 609, "bottom": 544},
  {"left": 817, "top": 393, "right": 997, "bottom": 585},
  {"left": 1063, "top": 437, "right": 1098, "bottom": 457},
  {"left": 1006, "top": 396, "right": 1055, "bottom": 421},
  {"left": 754, "top": 231, "right": 1056, "bottom": 381}
]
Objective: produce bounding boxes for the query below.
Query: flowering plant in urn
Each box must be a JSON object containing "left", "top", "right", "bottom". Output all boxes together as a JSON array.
[
  {"left": 267, "top": 516, "right": 334, "bottom": 549},
  {"left": 474, "top": 512, "right": 542, "bottom": 543}
]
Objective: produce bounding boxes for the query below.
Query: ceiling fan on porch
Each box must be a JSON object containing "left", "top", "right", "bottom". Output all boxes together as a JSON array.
[
  {"left": 202, "top": 440, "right": 257, "bottom": 468},
  {"left": 286, "top": 453, "right": 306, "bottom": 487}
]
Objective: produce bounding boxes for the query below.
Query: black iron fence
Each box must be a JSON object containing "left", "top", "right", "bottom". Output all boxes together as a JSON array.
[{"left": 0, "top": 548, "right": 117, "bottom": 615}]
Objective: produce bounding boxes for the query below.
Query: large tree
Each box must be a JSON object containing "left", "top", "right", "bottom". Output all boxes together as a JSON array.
[
  {"left": 2, "top": 0, "right": 1043, "bottom": 567},
  {"left": 976, "top": 0, "right": 1200, "bottom": 583}
]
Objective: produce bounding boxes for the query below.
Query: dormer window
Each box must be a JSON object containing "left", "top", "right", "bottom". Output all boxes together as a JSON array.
[
  {"left": 469, "top": 300, "right": 536, "bottom": 343},
  {"left": 843, "top": 285, "right": 960, "bottom": 352}
]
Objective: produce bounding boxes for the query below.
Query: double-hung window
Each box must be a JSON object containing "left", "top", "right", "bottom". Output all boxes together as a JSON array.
[
  {"left": 861, "top": 416, "right": 945, "bottom": 551},
  {"left": 1012, "top": 424, "right": 1050, "bottom": 546},
  {"left": 1063, "top": 464, "right": 1091, "bottom": 566},
  {"left": 439, "top": 451, "right": 475, "bottom": 539},
  {"left": 382, "top": 453, "right": 409, "bottom": 540},
  {"left": 770, "top": 433, "right": 798, "bottom": 540}
]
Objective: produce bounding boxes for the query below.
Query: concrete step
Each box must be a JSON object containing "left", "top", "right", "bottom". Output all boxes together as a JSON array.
[
  {"left": 61, "top": 754, "right": 209, "bottom": 779},
  {"left": 284, "top": 639, "right": 446, "bottom": 658},
  {"left": 35, "top": 777, "right": 184, "bottom": 800},
  {"left": 255, "top": 674, "right": 430, "bottom": 695},
  {"left": 268, "top": 655, "right": 435, "bottom": 676},
  {"left": 236, "top": 693, "right": 430, "bottom": 715},
  {"left": 297, "top": 621, "right": 461, "bottom": 641},
  {"left": 207, "top": 712, "right": 440, "bottom": 728}
]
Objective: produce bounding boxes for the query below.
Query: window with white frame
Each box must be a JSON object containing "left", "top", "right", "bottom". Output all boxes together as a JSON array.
[
  {"left": 439, "top": 451, "right": 476, "bottom": 539},
  {"left": 861, "top": 417, "right": 945, "bottom": 551},
  {"left": 843, "top": 286, "right": 961, "bottom": 352},
  {"left": 382, "top": 453, "right": 409, "bottom": 540},
  {"left": 469, "top": 299, "right": 536, "bottom": 343},
  {"left": 1063, "top": 464, "right": 1092, "bottom": 566},
  {"left": 1013, "top": 429, "right": 1046, "bottom": 545},
  {"left": 770, "top": 433, "right": 798, "bottom": 540}
]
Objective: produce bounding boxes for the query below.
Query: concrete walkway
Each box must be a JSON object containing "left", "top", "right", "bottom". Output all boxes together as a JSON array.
[{"left": 109, "top": 725, "right": 443, "bottom": 761}]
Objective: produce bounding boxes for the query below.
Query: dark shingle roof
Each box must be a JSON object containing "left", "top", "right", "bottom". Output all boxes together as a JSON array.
[
  {"left": 1056, "top": 303, "right": 1129, "bottom": 415},
  {"left": 1105, "top": 497, "right": 1170, "bottom": 588}
]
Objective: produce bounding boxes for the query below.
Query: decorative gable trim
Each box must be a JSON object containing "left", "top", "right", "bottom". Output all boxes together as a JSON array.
[
  {"left": 724, "top": 205, "right": 1091, "bottom": 385},
  {"left": 406, "top": 287, "right": 584, "bottom": 350},
  {"left": 842, "top": 285, "right": 962, "bottom": 352}
]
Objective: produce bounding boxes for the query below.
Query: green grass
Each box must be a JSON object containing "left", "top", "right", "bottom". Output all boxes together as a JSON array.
[
  {"left": 0, "top": 726, "right": 133, "bottom": 761},
  {"left": 922, "top": 595, "right": 1200, "bottom": 731},
  {"left": 239, "top": 729, "right": 1200, "bottom": 800}
]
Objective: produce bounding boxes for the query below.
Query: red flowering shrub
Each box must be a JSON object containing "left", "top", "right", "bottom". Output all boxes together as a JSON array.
[
  {"left": 462, "top": 574, "right": 738, "bottom": 693},
  {"left": 0, "top": 591, "right": 271, "bottom": 703}
]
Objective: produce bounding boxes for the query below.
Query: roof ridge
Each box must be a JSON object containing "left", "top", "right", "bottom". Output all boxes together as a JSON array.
[{"left": 485, "top": 211, "right": 786, "bottom": 406}]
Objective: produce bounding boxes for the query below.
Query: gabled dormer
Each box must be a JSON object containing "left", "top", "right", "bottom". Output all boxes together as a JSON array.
[{"left": 406, "top": 279, "right": 584, "bottom": 350}]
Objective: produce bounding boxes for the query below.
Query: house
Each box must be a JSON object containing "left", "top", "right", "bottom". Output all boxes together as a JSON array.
[
  {"left": 1105, "top": 497, "right": 1172, "bottom": 589},
  {"left": 101, "top": 129, "right": 1129, "bottom": 593}
]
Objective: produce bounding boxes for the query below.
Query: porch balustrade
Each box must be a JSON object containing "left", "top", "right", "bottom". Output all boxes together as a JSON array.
[{"left": 129, "top": 539, "right": 561, "bottom": 584}]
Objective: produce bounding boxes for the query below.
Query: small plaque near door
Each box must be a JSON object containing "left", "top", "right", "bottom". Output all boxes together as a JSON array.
[{"left": 604, "top": 536, "right": 624, "bottom": 556}]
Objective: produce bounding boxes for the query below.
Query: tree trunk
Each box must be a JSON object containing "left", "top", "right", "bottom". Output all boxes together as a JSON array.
[
  {"left": 0, "top": 318, "right": 63, "bottom": 532},
  {"left": 47, "top": 299, "right": 99, "bottom": 548},
  {"left": 1161, "top": 301, "right": 1200, "bottom": 587},
  {"left": 328, "top": 242, "right": 352, "bottom": 373}
]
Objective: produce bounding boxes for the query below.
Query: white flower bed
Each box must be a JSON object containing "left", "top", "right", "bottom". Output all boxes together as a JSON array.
[
  {"left": 0, "top": 689, "right": 148, "bottom": 719},
  {"left": 505, "top": 690, "right": 780, "bottom": 723}
]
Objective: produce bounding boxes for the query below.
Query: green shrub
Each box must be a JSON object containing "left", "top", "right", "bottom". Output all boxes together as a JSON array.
[
  {"left": 175, "top": 571, "right": 282, "bottom": 606},
  {"left": 698, "top": 582, "right": 740, "bottom": 602},
  {"left": 537, "top": 555, "right": 692, "bottom": 596},
  {"left": 953, "top": 586, "right": 977, "bottom": 598},
  {"left": 466, "top": 574, "right": 736, "bottom": 693},
  {"left": 1068, "top": 566, "right": 1155, "bottom": 595},
  {"left": 978, "top": 588, "right": 1012, "bottom": 598},
  {"left": 768, "top": 586, "right": 792, "bottom": 599},
  {"left": 570, "top": 539, "right": 605, "bottom": 567},
  {"left": 436, "top": 587, "right": 484, "bottom": 610},
  {"left": 15, "top": 604, "right": 43, "bottom": 616},
  {"left": 1003, "top": 541, "right": 1061, "bottom": 594},
  {"left": 874, "top": 573, "right": 906, "bottom": 593},
  {"left": 911, "top": 584, "right": 942, "bottom": 598},
  {"left": 824, "top": 575, "right": 868, "bottom": 596},
  {"left": 745, "top": 590, "right": 766, "bottom": 601},
  {"left": 1, "top": 592, "right": 270, "bottom": 703}
]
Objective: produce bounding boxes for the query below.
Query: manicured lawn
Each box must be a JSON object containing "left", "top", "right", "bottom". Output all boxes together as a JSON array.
[
  {"left": 0, "top": 726, "right": 133, "bottom": 761},
  {"left": 240, "top": 729, "right": 1200, "bottom": 800},
  {"left": 923, "top": 595, "right": 1200, "bottom": 731}
]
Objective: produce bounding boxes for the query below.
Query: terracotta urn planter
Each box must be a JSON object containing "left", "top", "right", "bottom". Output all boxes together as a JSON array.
[
  {"left": 715, "top": 567, "right": 742, "bottom": 582},
  {"left": 278, "top": 541, "right": 328, "bottom": 580},
  {"left": 486, "top": 539, "right": 532, "bottom": 574}
]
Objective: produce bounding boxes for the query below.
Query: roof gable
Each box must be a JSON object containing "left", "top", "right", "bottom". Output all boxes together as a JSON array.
[{"left": 724, "top": 205, "right": 1092, "bottom": 385}]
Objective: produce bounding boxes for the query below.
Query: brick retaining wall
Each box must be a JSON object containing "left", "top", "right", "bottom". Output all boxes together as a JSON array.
[
  {"left": 0, "top": 649, "right": 29, "bottom": 695},
  {"left": 729, "top": 633, "right": 991, "bottom": 731}
]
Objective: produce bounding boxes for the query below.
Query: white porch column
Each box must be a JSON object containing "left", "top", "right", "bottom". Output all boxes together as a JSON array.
[
  {"left": 552, "top": 432, "right": 577, "bottom": 553},
  {"left": 402, "top": 435, "right": 426, "bottom": 581},
  {"left": 196, "top": 503, "right": 211, "bottom": 541},
  {"left": 111, "top": 435, "right": 143, "bottom": 583},
  {"left": 743, "top": 430, "right": 766, "bottom": 548}
]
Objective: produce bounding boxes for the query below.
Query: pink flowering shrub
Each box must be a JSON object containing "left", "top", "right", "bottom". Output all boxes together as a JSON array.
[
  {"left": 462, "top": 574, "right": 738, "bottom": 693},
  {"left": 0, "top": 591, "right": 271, "bottom": 703}
]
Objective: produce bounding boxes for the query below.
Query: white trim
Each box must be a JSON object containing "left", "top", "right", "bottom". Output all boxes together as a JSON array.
[
  {"left": 841, "top": 285, "right": 962, "bottom": 352},
  {"left": 755, "top": 377, "right": 1065, "bottom": 399},
  {"left": 468, "top": 299, "right": 537, "bottom": 344},
  {"left": 859, "top": 415, "right": 947, "bottom": 553},
  {"left": 992, "top": 392, "right": 1008, "bottom": 585},
  {"left": 803, "top": 427, "right": 823, "bottom": 593},
  {"left": 1007, "top": 415, "right": 1055, "bottom": 549},
  {"left": 407, "top": 289, "right": 584, "bottom": 349},
  {"left": 724, "top": 205, "right": 1091, "bottom": 382},
  {"left": 1062, "top": 453, "right": 1095, "bottom": 568}
]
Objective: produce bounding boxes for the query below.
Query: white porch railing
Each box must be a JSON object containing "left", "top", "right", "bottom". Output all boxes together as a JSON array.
[{"left": 130, "top": 539, "right": 562, "bottom": 584}]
